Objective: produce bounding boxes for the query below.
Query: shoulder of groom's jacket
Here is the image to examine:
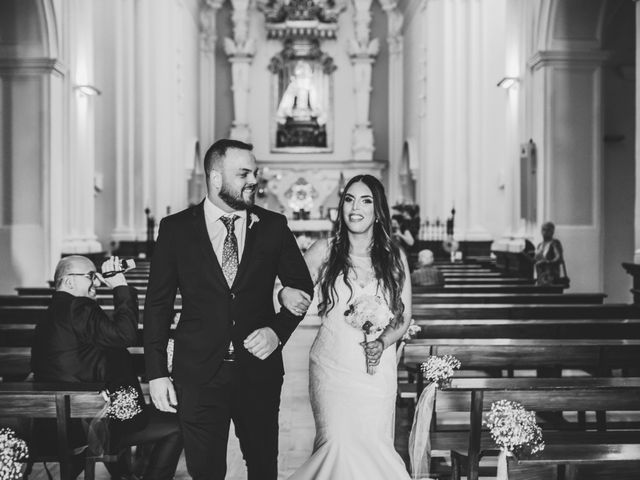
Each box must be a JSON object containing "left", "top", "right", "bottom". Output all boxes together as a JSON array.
[{"left": 159, "top": 203, "right": 200, "bottom": 228}]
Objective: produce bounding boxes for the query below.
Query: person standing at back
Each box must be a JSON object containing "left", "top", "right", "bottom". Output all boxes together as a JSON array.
[{"left": 144, "top": 139, "right": 314, "bottom": 480}]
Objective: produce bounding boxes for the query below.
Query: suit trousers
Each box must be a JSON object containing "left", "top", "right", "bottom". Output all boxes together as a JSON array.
[{"left": 175, "top": 363, "right": 284, "bottom": 480}]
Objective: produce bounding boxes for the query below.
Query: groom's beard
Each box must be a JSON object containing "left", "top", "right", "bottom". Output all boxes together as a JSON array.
[{"left": 219, "top": 183, "right": 256, "bottom": 210}]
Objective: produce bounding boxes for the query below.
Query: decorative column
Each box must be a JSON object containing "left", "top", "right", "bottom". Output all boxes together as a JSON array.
[
  {"left": 63, "top": 0, "right": 102, "bottom": 253},
  {"left": 528, "top": 49, "right": 609, "bottom": 292},
  {"left": 225, "top": 0, "right": 255, "bottom": 143},
  {"left": 380, "top": 0, "right": 404, "bottom": 203},
  {"left": 200, "top": 0, "right": 224, "bottom": 149},
  {"left": 349, "top": 0, "right": 378, "bottom": 161},
  {"left": 111, "top": 0, "right": 137, "bottom": 242},
  {"left": 635, "top": 0, "right": 640, "bottom": 263}
]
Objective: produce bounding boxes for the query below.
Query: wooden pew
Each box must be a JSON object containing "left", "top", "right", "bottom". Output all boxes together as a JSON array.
[
  {"left": 501, "top": 444, "right": 640, "bottom": 480},
  {"left": 0, "top": 304, "right": 182, "bottom": 325},
  {"left": 441, "top": 272, "right": 505, "bottom": 278},
  {"left": 412, "top": 292, "right": 606, "bottom": 305},
  {"left": 0, "top": 382, "right": 107, "bottom": 480},
  {"left": 438, "top": 377, "right": 640, "bottom": 480},
  {"left": 399, "top": 339, "right": 640, "bottom": 401},
  {"left": 0, "top": 294, "right": 183, "bottom": 307},
  {"left": 17, "top": 286, "right": 151, "bottom": 296},
  {"left": 413, "top": 317, "right": 640, "bottom": 339},
  {"left": 412, "top": 303, "right": 640, "bottom": 320},
  {"left": 444, "top": 278, "right": 533, "bottom": 285},
  {"left": 413, "top": 285, "right": 564, "bottom": 294}
]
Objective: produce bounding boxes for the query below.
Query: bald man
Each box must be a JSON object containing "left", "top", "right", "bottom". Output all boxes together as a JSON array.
[
  {"left": 31, "top": 255, "right": 182, "bottom": 480},
  {"left": 31, "top": 255, "right": 138, "bottom": 382}
]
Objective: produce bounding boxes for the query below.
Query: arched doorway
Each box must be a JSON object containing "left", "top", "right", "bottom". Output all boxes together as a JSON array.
[{"left": 0, "top": 0, "right": 63, "bottom": 292}]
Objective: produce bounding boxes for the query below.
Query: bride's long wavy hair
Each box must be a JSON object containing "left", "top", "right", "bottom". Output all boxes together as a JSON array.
[{"left": 317, "top": 175, "right": 405, "bottom": 326}]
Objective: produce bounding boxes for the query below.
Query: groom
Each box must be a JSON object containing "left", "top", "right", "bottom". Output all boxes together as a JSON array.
[{"left": 144, "top": 139, "right": 314, "bottom": 480}]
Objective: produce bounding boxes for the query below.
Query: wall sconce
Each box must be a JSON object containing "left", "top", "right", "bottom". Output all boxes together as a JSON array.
[
  {"left": 74, "top": 85, "right": 102, "bottom": 96},
  {"left": 497, "top": 77, "right": 519, "bottom": 89}
]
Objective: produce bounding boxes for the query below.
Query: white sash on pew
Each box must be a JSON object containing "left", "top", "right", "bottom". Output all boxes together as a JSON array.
[{"left": 408, "top": 382, "right": 437, "bottom": 480}]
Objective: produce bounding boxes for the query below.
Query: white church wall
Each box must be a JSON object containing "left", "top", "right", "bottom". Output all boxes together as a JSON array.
[
  {"left": 602, "top": 2, "right": 635, "bottom": 303},
  {"left": 134, "top": 0, "right": 200, "bottom": 228},
  {"left": 94, "top": 0, "right": 118, "bottom": 248},
  {"left": 407, "top": 0, "right": 508, "bottom": 241}
]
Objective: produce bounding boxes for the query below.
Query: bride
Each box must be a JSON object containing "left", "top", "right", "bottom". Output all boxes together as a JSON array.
[{"left": 281, "top": 174, "right": 412, "bottom": 479}]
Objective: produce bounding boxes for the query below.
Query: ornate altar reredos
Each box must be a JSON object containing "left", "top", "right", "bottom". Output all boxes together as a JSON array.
[{"left": 217, "top": 0, "right": 387, "bottom": 227}]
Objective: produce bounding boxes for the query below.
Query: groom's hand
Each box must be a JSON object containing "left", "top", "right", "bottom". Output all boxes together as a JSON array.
[
  {"left": 278, "top": 287, "right": 311, "bottom": 316},
  {"left": 150, "top": 377, "right": 178, "bottom": 413},
  {"left": 244, "top": 327, "right": 280, "bottom": 360}
]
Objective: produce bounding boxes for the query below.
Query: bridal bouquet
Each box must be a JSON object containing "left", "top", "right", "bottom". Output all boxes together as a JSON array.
[
  {"left": 485, "top": 400, "right": 545, "bottom": 480},
  {"left": 0, "top": 428, "right": 28, "bottom": 480},
  {"left": 106, "top": 386, "right": 144, "bottom": 420},
  {"left": 420, "top": 354, "right": 461, "bottom": 387},
  {"left": 344, "top": 294, "right": 394, "bottom": 374}
]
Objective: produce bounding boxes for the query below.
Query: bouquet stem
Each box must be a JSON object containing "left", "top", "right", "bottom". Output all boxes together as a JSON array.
[{"left": 364, "top": 333, "right": 376, "bottom": 375}]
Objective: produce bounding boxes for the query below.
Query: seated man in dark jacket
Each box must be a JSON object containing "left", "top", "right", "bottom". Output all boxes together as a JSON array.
[{"left": 31, "top": 255, "right": 182, "bottom": 480}]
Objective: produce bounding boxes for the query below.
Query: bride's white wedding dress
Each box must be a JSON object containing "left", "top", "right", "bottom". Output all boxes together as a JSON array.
[{"left": 288, "top": 272, "right": 411, "bottom": 480}]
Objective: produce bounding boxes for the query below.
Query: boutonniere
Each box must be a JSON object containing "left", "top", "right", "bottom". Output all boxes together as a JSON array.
[{"left": 249, "top": 213, "right": 260, "bottom": 229}]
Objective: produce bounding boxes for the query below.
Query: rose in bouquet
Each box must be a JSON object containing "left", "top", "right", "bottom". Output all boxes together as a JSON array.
[
  {"left": 420, "top": 354, "right": 461, "bottom": 388},
  {"left": 0, "top": 428, "right": 28, "bottom": 480},
  {"left": 344, "top": 294, "right": 394, "bottom": 374},
  {"left": 485, "top": 400, "right": 545, "bottom": 456}
]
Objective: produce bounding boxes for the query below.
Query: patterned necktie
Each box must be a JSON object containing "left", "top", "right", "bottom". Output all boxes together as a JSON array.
[{"left": 220, "top": 215, "right": 240, "bottom": 286}]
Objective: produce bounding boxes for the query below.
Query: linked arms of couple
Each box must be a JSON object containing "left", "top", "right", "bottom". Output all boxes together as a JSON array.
[{"left": 279, "top": 286, "right": 412, "bottom": 367}]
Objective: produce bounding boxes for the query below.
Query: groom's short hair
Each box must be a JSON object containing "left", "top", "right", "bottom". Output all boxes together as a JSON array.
[{"left": 204, "top": 139, "right": 253, "bottom": 181}]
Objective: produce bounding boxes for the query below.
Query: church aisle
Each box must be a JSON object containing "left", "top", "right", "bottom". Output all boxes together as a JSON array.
[{"left": 26, "top": 322, "right": 319, "bottom": 480}]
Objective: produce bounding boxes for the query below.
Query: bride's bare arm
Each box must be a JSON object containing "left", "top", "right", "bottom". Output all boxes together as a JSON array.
[
  {"left": 278, "top": 239, "right": 329, "bottom": 314},
  {"left": 364, "top": 251, "right": 412, "bottom": 364}
]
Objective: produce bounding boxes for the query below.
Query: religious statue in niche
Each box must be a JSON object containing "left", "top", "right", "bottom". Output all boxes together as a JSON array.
[{"left": 268, "top": 38, "right": 336, "bottom": 151}]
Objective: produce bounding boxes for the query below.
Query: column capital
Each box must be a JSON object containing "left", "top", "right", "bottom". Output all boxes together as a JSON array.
[{"left": 200, "top": 0, "right": 224, "bottom": 52}]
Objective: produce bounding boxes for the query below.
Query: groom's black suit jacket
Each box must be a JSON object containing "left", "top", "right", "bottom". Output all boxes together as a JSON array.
[{"left": 144, "top": 201, "right": 314, "bottom": 386}]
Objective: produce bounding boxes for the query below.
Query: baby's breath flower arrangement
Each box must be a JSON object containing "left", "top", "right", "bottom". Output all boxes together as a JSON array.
[
  {"left": 0, "top": 428, "right": 28, "bottom": 480},
  {"left": 106, "top": 386, "right": 143, "bottom": 421},
  {"left": 486, "top": 400, "right": 545, "bottom": 455},
  {"left": 485, "top": 400, "right": 545, "bottom": 479},
  {"left": 409, "top": 354, "right": 461, "bottom": 479},
  {"left": 420, "top": 354, "right": 461, "bottom": 387},
  {"left": 344, "top": 295, "right": 394, "bottom": 374}
]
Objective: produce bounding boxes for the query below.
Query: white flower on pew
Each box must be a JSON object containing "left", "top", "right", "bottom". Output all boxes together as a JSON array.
[
  {"left": 486, "top": 400, "right": 545, "bottom": 456},
  {"left": 0, "top": 427, "right": 28, "bottom": 480},
  {"left": 402, "top": 318, "right": 421, "bottom": 341},
  {"left": 106, "top": 386, "right": 143, "bottom": 421},
  {"left": 167, "top": 338, "right": 174, "bottom": 374},
  {"left": 420, "top": 354, "right": 461, "bottom": 387}
]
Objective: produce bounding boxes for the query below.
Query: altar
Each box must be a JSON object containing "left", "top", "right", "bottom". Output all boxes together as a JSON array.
[{"left": 216, "top": 0, "right": 388, "bottom": 236}]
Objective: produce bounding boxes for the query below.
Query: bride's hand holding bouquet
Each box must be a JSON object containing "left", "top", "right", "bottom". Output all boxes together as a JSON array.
[{"left": 344, "top": 294, "right": 394, "bottom": 374}]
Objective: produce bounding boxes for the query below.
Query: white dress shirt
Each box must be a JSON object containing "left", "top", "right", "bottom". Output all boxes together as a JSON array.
[{"left": 203, "top": 196, "right": 248, "bottom": 264}]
